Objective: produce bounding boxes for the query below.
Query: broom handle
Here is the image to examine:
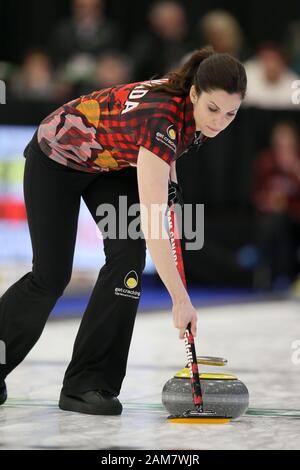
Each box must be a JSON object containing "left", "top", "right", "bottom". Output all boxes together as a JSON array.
[{"left": 167, "top": 203, "right": 204, "bottom": 410}]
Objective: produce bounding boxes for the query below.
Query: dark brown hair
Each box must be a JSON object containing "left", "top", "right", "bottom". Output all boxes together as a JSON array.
[{"left": 146, "top": 46, "right": 247, "bottom": 98}]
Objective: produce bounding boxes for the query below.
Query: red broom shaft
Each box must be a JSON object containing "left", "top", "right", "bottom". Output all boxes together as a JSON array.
[{"left": 168, "top": 205, "right": 203, "bottom": 408}]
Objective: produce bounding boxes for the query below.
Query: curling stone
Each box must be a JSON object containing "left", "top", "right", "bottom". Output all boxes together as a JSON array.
[{"left": 162, "top": 357, "right": 249, "bottom": 419}]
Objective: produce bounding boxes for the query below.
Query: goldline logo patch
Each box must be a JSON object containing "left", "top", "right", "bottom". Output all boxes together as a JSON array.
[
  {"left": 167, "top": 125, "right": 176, "bottom": 140},
  {"left": 114, "top": 270, "right": 140, "bottom": 299},
  {"left": 124, "top": 270, "right": 138, "bottom": 289}
]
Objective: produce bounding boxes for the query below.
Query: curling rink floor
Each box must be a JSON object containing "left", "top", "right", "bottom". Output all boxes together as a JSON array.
[{"left": 1, "top": 299, "right": 300, "bottom": 450}]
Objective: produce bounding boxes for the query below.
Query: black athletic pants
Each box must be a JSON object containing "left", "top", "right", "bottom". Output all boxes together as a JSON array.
[{"left": 0, "top": 131, "right": 146, "bottom": 396}]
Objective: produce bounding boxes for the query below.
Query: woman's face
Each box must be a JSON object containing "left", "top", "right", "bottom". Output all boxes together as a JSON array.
[{"left": 189, "top": 86, "right": 242, "bottom": 137}]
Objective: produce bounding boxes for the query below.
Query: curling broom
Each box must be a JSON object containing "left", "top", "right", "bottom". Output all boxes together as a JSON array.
[{"left": 167, "top": 199, "right": 231, "bottom": 424}]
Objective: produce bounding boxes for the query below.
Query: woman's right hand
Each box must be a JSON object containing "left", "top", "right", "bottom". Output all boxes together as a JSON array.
[{"left": 172, "top": 298, "right": 198, "bottom": 340}]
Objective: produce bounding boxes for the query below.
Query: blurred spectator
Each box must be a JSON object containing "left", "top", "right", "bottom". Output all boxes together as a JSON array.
[
  {"left": 93, "top": 52, "right": 132, "bottom": 88},
  {"left": 285, "top": 20, "right": 300, "bottom": 75},
  {"left": 57, "top": 53, "right": 98, "bottom": 95},
  {"left": 252, "top": 121, "right": 300, "bottom": 289},
  {"left": 49, "top": 0, "right": 120, "bottom": 66},
  {"left": 9, "top": 50, "right": 70, "bottom": 102},
  {"left": 197, "top": 10, "right": 248, "bottom": 60},
  {"left": 0, "top": 62, "right": 15, "bottom": 83},
  {"left": 73, "top": 52, "right": 133, "bottom": 95},
  {"left": 244, "top": 43, "right": 299, "bottom": 109},
  {"left": 130, "top": 1, "right": 192, "bottom": 80}
]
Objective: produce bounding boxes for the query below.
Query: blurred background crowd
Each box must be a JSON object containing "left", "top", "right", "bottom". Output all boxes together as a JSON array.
[
  {"left": 0, "top": 0, "right": 300, "bottom": 302},
  {"left": 1, "top": 0, "right": 300, "bottom": 105}
]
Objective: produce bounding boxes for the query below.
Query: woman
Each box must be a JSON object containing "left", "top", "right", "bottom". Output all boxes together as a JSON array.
[{"left": 0, "top": 47, "right": 247, "bottom": 415}]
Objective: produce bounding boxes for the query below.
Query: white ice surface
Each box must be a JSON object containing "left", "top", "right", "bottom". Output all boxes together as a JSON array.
[{"left": 1, "top": 299, "right": 300, "bottom": 450}]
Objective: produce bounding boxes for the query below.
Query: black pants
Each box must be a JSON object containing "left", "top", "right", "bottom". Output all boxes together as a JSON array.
[{"left": 0, "top": 131, "right": 146, "bottom": 396}]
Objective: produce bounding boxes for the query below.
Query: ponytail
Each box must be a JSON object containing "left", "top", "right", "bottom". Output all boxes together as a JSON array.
[{"left": 146, "top": 46, "right": 247, "bottom": 99}]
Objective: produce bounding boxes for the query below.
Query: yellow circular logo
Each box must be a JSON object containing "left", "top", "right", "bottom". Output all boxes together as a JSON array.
[
  {"left": 126, "top": 278, "right": 138, "bottom": 289},
  {"left": 124, "top": 270, "right": 139, "bottom": 289},
  {"left": 167, "top": 126, "right": 176, "bottom": 140}
]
